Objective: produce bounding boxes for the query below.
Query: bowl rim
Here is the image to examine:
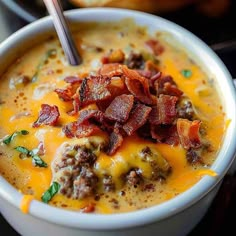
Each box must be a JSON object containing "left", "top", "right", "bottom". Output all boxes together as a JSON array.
[{"left": 0, "top": 7, "right": 236, "bottom": 231}]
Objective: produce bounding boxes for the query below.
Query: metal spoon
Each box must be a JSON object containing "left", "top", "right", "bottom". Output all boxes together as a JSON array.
[{"left": 43, "top": 0, "right": 82, "bottom": 65}]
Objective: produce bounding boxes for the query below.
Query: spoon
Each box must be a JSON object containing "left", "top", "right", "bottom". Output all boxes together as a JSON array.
[{"left": 43, "top": 0, "right": 82, "bottom": 65}]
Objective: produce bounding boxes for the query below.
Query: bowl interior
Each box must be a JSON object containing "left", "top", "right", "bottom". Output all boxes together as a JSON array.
[{"left": 0, "top": 8, "right": 236, "bottom": 230}]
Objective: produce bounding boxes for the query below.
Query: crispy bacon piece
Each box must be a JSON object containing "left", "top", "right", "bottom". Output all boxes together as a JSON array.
[
  {"left": 98, "top": 76, "right": 127, "bottom": 109},
  {"left": 163, "top": 82, "right": 183, "bottom": 97},
  {"left": 177, "top": 118, "right": 202, "bottom": 150},
  {"left": 122, "top": 66, "right": 152, "bottom": 105},
  {"left": 149, "top": 95, "right": 178, "bottom": 125},
  {"left": 98, "top": 63, "right": 123, "bottom": 77},
  {"left": 63, "top": 121, "right": 100, "bottom": 139},
  {"left": 75, "top": 122, "right": 100, "bottom": 139},
  {"left": 55, "top": 77, "right": 82, "bottom": 102},
  {"left": 154, "top": 75, "right": 183, "bottom": 97},
  {"left": 151, "top": 125, "right": 179, "bottom": 145},
  {"left": 145, "top": 39, "right": 164, "bottom": 56},
  {"left": 156, "top": 95, "right": 178, "bottom": 124},
  {"left": 123, "top": 104, "right": 152, "bottom": 136},
  {"left": 78, "top": 109, "right": 104, "bottom": 124},
  {"left": 62, "top": 121, "right": 77, "bottom": 138},
  {"left": 136, "top": 70, "right": 152, "bottom": 79},
  {"left": 79, "top": 75, "right": 111, "bottom": 106},
  {"left": 150, "top": 71, "right": 162, "bottom": 83},
  {"left": 33, "top": 104, "right": 60, "bottom": 128},
  {"left": 63, "top": 109, "right": 103, "bottom": 138},
  {"left": 156, "top": 75, "right": 176, "bottom": 88},
  {"left": 148, "top": 105, "right": 159, "bottom": 125},
  {"left": 55, "top": 88, "right": 73, "bottom": 101},
  {"left": 97, "top": 76, "right": 128, "bottom": 112},
  {"left": 106, "top": 130, "right": 123, "bottom": 155},
  {"left": 105, "top": 94, "right": 134, "bottom": 123},
  {"left": 68, "top": 96, "right": 81, "bottom": 116}
]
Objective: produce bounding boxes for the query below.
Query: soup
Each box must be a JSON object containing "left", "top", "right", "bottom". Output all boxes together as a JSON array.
[{"left": 0, "top": 19, "right": 225, "bottom": 214}]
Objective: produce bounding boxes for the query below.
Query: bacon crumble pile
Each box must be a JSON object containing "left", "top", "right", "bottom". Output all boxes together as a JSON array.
[{"left": 33, "top": 49, "right": 203, "bottom": 157}]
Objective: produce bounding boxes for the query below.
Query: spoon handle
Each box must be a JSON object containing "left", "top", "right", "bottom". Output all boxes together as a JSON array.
[{"left": 43, "top": 0, "right": 82, "bottom": 66}]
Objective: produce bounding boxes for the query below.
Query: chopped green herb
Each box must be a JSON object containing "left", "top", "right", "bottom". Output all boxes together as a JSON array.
[
  {"left": 15, "top": 146, "right": 47, "bottom": 168},
  {"left": 32, "top": 155, "right": 48, "bottom": 168},
  {"left": 42, "top": 182, "right": 60, "bottom": 203},
  {"left": 181, "top": 69, "right": 192, "bottom": 78},
  {"left": 32, "top": 49, "right": 57, "bottom": 82},
  {"left": 3, "top": 130, "right": 29, "bottom": 145},
  {"left": 15, "top": 146, "right": 30, "bottom": 155}
]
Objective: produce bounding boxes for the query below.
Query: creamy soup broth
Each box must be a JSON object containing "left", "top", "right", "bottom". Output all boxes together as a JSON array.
[{"left": 0, "top": 19, "right": 225, "bottom": 213}]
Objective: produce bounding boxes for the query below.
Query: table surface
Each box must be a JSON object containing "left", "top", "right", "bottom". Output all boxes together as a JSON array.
[{"left": 0, "top": 1, "right": 236, "bottom": 235}]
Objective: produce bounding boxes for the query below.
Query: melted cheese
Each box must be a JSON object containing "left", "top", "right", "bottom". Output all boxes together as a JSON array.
[{"left": 20, "top": 195, "right": 34, "bottom": 214}]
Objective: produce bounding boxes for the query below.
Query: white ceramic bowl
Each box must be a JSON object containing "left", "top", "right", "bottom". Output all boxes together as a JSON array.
[{"left": 0, "top": 8, "right": 236, "bottom": 236}]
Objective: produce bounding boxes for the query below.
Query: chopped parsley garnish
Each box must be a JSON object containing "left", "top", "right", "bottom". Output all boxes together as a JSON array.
[
  {"left": 41, "top": 182, "right": 60, "bottom": 203},
  {"left": 15, "top": 146, "right": 47, "bottom": 168},
  {"left": 32, "top": 155, "right": 48, "bottom": 168},
  {"left": 181, "top": 69, "right": 192, "bottom": 78},
  {"left": 3, "top": 130, "right": 29, "bottom": 145},
  {"left": 32, "top": 49, "right": 57, "bottom": 82},
  {"left": 15, "top": 146, "right": 30, "bottom": 155}
]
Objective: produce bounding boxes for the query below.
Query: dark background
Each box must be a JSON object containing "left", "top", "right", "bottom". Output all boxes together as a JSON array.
[{"left": 0, "top": 0, "right": 235, "bottom": 235}]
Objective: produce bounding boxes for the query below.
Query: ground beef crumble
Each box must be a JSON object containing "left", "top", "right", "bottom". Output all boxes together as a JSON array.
[
  {"left": 52, "top": 139, "right": 104, "bottom": 199},
  {"left": 52, "top": 140, "right": 172, "bottom": 200}
]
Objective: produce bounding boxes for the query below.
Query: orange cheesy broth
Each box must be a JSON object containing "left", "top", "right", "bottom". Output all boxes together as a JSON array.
[{"left": 0, "top": 19, "right": 225, "bottom": 214}]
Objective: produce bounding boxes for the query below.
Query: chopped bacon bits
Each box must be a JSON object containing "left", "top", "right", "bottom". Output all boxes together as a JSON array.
[
  {"left": 106, "top": 130, "right": 123, "bottom": 155},
  {"left": 105, "top": 94, "right": 134, "bottom": 123},
  {"left": 156, "top": 95, "right": 178, "bottom": 124},
  {"left": 54, "top": 50, "right": 202, "bottom": 157},
  {"left": 99, "top": 63, "right": 123, "bottom": 77},
  {"left": 74, "top": 122, "right": 101, "bottom": 139},
  {"left": 68, "top": 96, "right": 80, "bottom": 116},
  {"left": 78, "top": 109, "right": 104, "bottom": 125},
  {"left": 55, "top": 88, "right": 73, "bottom": 101},
  {"left": 163, "top": 82, "right": 183, "bottom": 97},
  {"left": 79, "top": 75, "right": 111, "bottom": 106},
  {"left": 123, "top": 66, "right": 152, "bottom": 105},
  {"left": 64, "top": 109, "right": 103, "bottom": 139},
  {"left": 177, "top": 119, "right": 202, "bottom": 150},
  {"left": 62, "top": 121, "right": 77, "bottom": 138},
  {"left": 33, "top": 104, "right": 60, "bottom": 128},
  {"left": 63, "top": 121, "right": 100, "bottom": 139},
  {"left": 123, "top": 104, "right": 151, "bottom": 136},
  {"left": 151, "top": 125, "right": 179, "bottom": 145}
]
